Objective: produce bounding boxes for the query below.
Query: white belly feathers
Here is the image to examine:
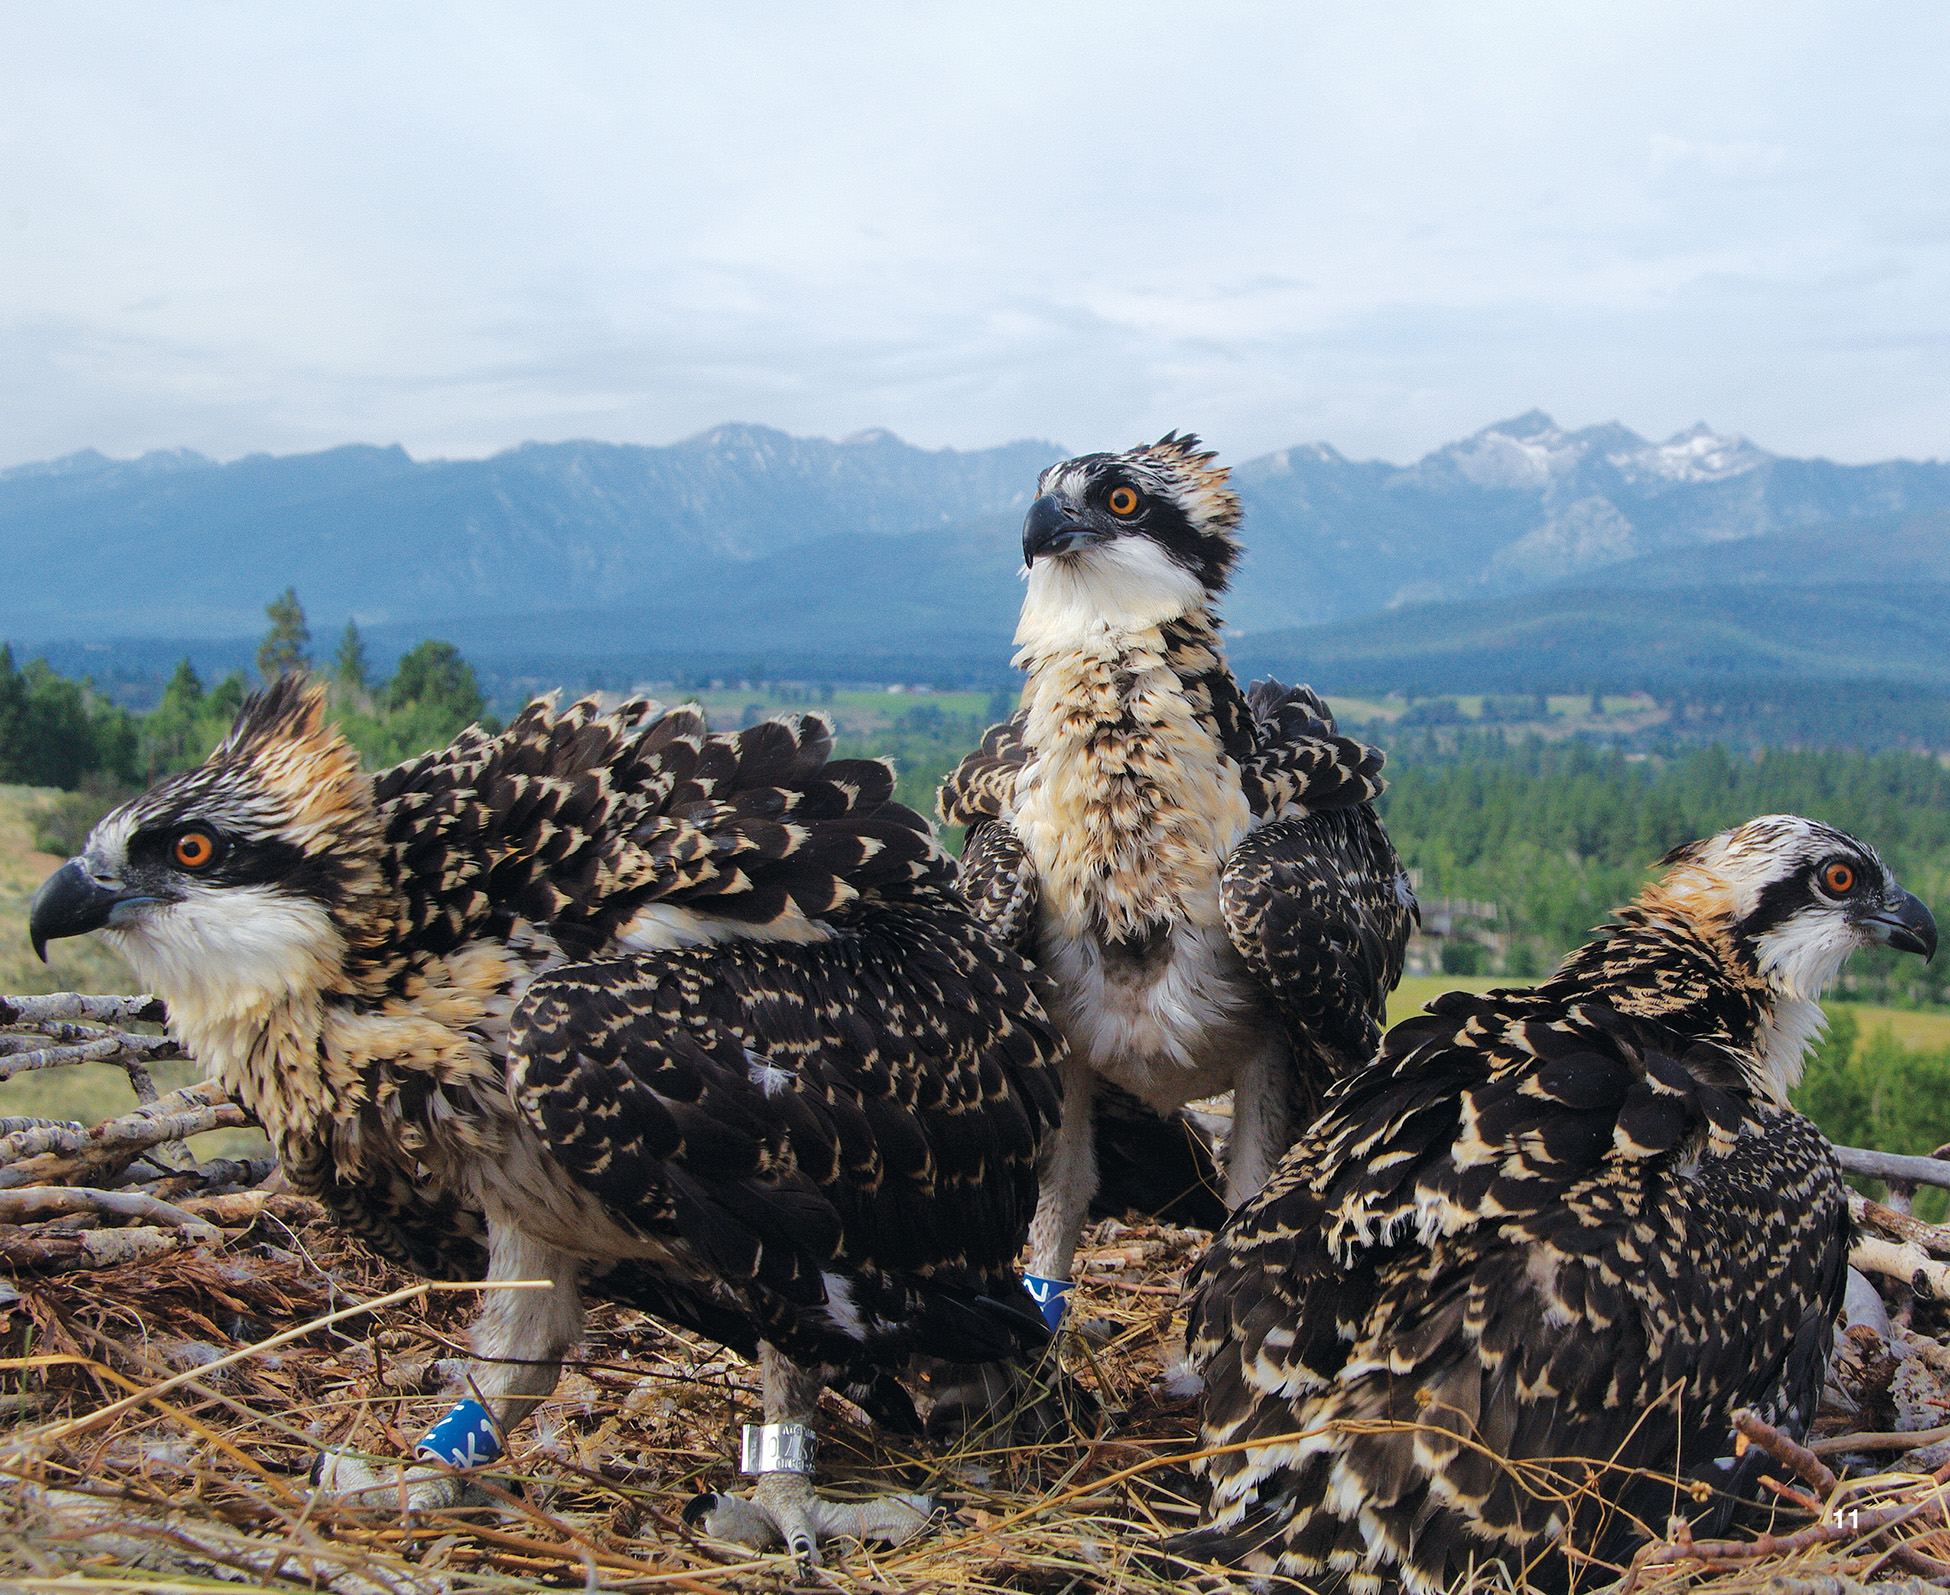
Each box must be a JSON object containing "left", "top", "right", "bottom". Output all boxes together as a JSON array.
[{"left": 1039, "top": 916, "right": 1272, "bottom": 1107}]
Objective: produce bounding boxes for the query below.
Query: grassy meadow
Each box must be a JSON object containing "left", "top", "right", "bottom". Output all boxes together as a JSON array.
[{"left": 1387, "top": 971, "right": 1944, "bottom": 1066}]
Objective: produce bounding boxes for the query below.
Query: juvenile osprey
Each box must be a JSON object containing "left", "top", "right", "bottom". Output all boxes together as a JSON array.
[
  {"left": 30, "top": 680, "right": 1060, "bottom": 1562},
  {"left": 1177, "top": 816, "right": 1937, "bottom": 1593},
  {"left": 940, "top": 434, "right": 1413, "bottom": 1320}
]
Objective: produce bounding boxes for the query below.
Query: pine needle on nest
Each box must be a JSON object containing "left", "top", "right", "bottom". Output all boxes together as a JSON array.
[{"left": 11, "top": 994, "right": 1950, "bottom": 1591}]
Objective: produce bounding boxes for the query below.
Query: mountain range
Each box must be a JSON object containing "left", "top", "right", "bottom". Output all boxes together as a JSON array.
[{"left": 6, "top": 412, "right": 1948, "bottom": 696}]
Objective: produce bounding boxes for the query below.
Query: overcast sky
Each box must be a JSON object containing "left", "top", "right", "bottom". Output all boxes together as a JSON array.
[{"left": 3, "top": 2, "right": 1946, "bottom": 470}]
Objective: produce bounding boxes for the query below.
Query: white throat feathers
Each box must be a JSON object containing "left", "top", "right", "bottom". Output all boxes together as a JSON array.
[{"left": 1013, "top": 537, "right": 1208, "bottom": 657}]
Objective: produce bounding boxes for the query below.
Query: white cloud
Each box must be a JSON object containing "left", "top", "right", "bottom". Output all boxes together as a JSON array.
[{"left": 0, "top": 0, "right": 1946, "bottom": 468}]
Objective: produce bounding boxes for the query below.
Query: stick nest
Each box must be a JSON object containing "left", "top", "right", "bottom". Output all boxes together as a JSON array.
[{"left": 9, "top": 992, "right": 1950, "bottom": 1593}]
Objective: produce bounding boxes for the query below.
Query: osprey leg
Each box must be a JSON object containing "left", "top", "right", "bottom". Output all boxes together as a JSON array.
[
  {"left": 312, "top": 1225, "right": 583, "bottom": 1510},
  {"left": 1222, "top": 1033, "right": 1294, "bottom": 1205},
  {"left": 685, "top": 1344, "right": 932, "bottom": 1567},
  {"left": 1023, "top": 1053, "right": 1098, "bottom": 1325}
]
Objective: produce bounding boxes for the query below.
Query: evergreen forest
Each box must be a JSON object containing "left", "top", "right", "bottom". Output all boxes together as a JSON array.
[{"left": 10, "top": 596, "right": 1950, "bottom": 1193}]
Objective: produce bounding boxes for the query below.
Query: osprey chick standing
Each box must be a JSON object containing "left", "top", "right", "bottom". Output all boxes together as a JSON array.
[
  {"left": 941, "top": 435, "right": 1414, "bottom": 1319},
  {"left": 30, "top": 680, "right": 1060, "bottom": 1562},
  {"left": 1179, "top": 816, "right": 1938, "bottom": 1593}
]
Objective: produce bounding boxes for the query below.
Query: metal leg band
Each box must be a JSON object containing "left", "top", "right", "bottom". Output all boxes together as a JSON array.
[{"left": 740, "top": 1421, "right": 816, "bottom": 1476}]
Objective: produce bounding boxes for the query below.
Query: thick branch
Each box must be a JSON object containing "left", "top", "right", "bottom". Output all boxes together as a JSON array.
[
  {"left": 1812, "top": 1418, "right": 1950, "bottom": 1456},
  {"left": 1833, "top": 1145, "right": 1950, "bottom": 1192},
  {"left": 0, "top": 1027, "right": 184, "bottom": 1083},
  {"left": 0, "top": 1116, "right": 84, "bottom": 1140},
  {"left": 0, "top": 993, "right": 166, "bottom": 1027},
  {"left": 0, "top": 1085, "right": 248, "bottom": 1189},
  {"left": 0, "top": 1222, "right": 192, "bottom": 1272},
  {"left": 1849, "top": 1189, "right": 1950, "bottom": 1259},
  {"left": 1850, "top": 1234, "right": 1950, "bottom": 1301},
  {"left": 0, "top": 1186, "right": 220, "bottom": 1242},
  {"left": 174, "top": 1189, "right": 321, "bottom": 1226},
  {"left": 139, "top": 1155, "right": 279, "bottom": 1199}
]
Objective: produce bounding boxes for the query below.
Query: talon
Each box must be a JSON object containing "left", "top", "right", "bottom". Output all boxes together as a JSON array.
[{"left": 308, "top": 1449, "right": 469, "bottom": 1514}]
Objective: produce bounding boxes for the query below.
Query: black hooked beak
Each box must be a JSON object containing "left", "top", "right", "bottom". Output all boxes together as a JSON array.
[
  {"left": 1022, "top": 494, "right": 1101, "bottom": 563},
  {"left": 28, "top": 859, "right": 148, "bottom": 962},
  {"left": 1866, "top": 886, "right": 1938, "bottom": 962}
]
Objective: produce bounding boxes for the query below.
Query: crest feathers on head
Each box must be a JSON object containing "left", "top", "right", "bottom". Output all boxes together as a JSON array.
[
  {"left": 1133, "top": 432, "right": 1241, "bottom": 570},
  {"left": 1151, "top": 430, "right": 1220, "bottom": 471},
  {"left": 217, "top": 674, "right": 334, "bottom": 764},
  {"left": 208, "top": 673, "right": 375, "bottom": 865}
]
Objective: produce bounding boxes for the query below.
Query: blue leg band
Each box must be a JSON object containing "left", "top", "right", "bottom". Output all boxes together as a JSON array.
[
  {"left": 1024, "top": 1274, "right": 1072, "bottom": 1330},
  {"left": 415, "top": 1399, "right": 502, "bottom": 1468}
]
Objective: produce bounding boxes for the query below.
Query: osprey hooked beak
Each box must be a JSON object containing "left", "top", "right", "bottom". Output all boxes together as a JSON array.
[
  {"left": 1864, "top": 885, "right": 1938, "bottom": 961},
  {"left": 1022, "top": 494, "right": 1103, "bottom": 563},
  {"left": 28, "top": 858, "right": 156, "bottom": 961}
]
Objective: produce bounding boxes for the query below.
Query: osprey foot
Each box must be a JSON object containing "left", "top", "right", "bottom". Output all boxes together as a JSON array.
[
  {"left": 307, "top": 1449, "right": 490, "bottom": 1513},
  {"left": 683, "top": 1470, "right": 934, "bottom": 1567}
]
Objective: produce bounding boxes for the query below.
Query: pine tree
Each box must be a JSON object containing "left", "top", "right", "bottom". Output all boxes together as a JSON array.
[
  {"left": 334, "top": 620, "right": 369, "bottom": 693},
  {"left": 387, "top": 639, "right": 485, "bottom": 724},
  {"left": 258, "top": 588, "right": 311, "bottom": 680},
  {"left": 0, "top": 644, "right": 27, "bottom": 781},
  {"left": 162, "top": 656, "right": 204, "bottom": 712}
]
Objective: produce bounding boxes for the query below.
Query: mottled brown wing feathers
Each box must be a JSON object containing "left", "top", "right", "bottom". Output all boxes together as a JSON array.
[
  {"left": 939, "top": 713, "right": 1041, "bottom": 951},
  {"left": 1184, "top": 987, "right": 1850, "bottom": 1592},
  {"left": 364, "top": 700, "right": 947, "bottom": 978},
  {"left": 506, "top": 901, "right": 1061, "bottom": 1369},
  {"left": 938, "top": 712, "right": 1029, "bottom": 827},
  {"left": 1239, "top": 678, "right": 1388, "bottom": 821},
  {"left": 1216, "top": 678, "right": 1410, "bottom": 1078},
  {"left": 1220, "top": 807, "right": 1413, "bottom": 1079}
]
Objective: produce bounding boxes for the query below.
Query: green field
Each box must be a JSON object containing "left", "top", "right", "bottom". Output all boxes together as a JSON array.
[{"left": 1386, "top": 972, "right": 1940, "bottom": 1070}]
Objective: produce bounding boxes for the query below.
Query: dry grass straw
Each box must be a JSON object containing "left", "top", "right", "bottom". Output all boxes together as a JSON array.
[
  {"left": 7, "top": 1215, "right": 1950, "bottom": 1595},
  {"left": 0, "top": 1213, "right": 1236, "bottom": 1593},
  {"left": 5, "top": 984, "right": 1950, "bottom": 1595}
]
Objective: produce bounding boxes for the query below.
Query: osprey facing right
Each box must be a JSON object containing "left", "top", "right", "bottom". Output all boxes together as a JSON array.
[
  {"left": 1178, "top": 817, "right": 1938, "bottom": 1592},
  {"left": 941, "top": 435, "right": 1415, "bottom": 1320}
]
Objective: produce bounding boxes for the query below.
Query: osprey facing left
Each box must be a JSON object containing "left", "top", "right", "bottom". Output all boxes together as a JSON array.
[
  {"left": 941, "top": 435, "right": 1416, "bottom": 1322},
  {"left": 29, "top": 679, "right": 1061, "bottom": 1562}
]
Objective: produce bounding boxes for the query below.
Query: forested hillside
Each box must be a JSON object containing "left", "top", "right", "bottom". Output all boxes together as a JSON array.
[
  {"left": 12, "top": 613, "right": 1947, "bottom": 1011},
  {"left": 1, "top": 597, "right": 497, "bottom": 856},
  {"left": 1376, "top": 738, "right": 1950, "bottom": 1001}
]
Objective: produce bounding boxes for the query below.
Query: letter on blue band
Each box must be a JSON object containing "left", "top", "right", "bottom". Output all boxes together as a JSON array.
[
  {"left": 1023, "top": 1274, "right": 1071, "bottom": 1330},
  {"left": 415, "top": 1399, "right": 502, "bottom": 1468}
]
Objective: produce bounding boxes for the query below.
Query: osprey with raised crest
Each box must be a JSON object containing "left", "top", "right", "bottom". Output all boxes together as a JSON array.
[{"left": 30, "top": 679, "right": 1061, "bottom": 1563}]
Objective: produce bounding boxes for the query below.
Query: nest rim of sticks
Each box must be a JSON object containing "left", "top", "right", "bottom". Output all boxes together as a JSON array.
[{"left": 12, "top": 992, "right": 1950, "bottom": 1594}]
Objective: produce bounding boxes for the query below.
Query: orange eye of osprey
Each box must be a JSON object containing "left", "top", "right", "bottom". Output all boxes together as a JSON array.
[
  {"left": 1822, "top": 862, "right": 1855, "bottom": 895},
  {"left": 173, "top": 831, "right": 216, "bottom": 870},
  {"left": 1107, "top": 486, "right": 1140, "bottom": 516}
]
